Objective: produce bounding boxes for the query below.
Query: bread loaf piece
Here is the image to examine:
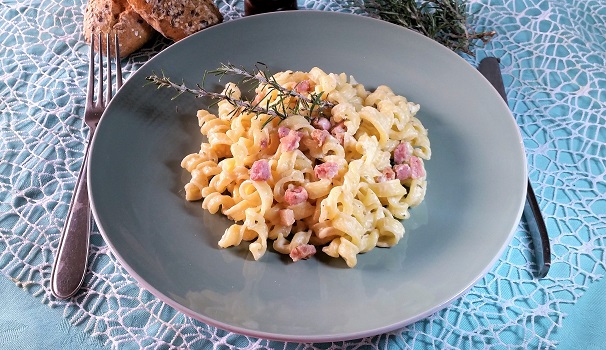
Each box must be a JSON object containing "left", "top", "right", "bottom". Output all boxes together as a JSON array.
[
  {"left": 126, "top": 0, "right": 223, "bottom": 42},
  {"left": 83, "top": 0, "right": 156, "bottom": 57}
]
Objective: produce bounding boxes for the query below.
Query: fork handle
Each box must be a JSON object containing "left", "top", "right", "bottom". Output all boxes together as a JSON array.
[{"left": 51, "top": 145, "right": 91, "bottom": 299}]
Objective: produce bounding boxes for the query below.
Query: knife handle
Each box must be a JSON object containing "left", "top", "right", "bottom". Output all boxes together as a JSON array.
[
  {"left": 524, "top": 182, "right": 551, "bottom": 278},
  {"left": 244, "top": 0, "right": 297, "bottom": 16},
  {"left": 478, "top": 57, "right": 551, "bottom": 278}
]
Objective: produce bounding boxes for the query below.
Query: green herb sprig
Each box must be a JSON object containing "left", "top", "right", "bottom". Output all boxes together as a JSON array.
[
  {"left": 146, "top": 63, "right": 334, "bottom": 127},
  {"left": 354, "top": 0, "right": 495, "bottom": 56}
]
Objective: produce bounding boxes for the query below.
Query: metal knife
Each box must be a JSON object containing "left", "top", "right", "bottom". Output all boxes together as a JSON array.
[{"left": 478, "top": 57, "right": 551, "bottom": 278}]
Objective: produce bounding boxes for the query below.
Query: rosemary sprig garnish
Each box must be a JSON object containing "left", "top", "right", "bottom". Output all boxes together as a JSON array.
[
  {"left": 145, "top": 63, "right": 334, "bottom": 127},
  {"left": 354, "top": 0, "right": 495, "bottom": 56},
  {"left": 146, "top": 70, "right": 282, "bottom": 117}
]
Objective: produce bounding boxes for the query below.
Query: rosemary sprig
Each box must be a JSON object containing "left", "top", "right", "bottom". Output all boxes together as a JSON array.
[
  {"left": 145, "top": 64, "right": 334, "bottom": 127},
  {"left": 355, "top": 0, "right": 495, "bottom": 56},
  {"left": 212, "top": 63, "right": 334, "bottom": 123},
  {"left": 146, "top": 70, "right": 284, "bottom": 118}
]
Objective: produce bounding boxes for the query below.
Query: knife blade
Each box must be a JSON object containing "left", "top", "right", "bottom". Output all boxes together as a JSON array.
[{"left": 478, "top": 57, "right": 551, "bottom": 278}]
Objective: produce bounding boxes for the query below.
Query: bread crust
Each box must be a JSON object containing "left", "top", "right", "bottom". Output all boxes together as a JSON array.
[
  {"left": 83, "top": 0, "right": 156, "bottom": 57},
  {"left": 126, "top": 0, "right": 223, "bottom": 41}
]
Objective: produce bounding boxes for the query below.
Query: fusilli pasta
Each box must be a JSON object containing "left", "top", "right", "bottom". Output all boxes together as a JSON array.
[{"left": 181, "top": 67, "right": 431, "bottom": 267}]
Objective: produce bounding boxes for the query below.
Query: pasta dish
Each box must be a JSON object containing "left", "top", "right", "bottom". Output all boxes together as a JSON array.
[{"left": 180, "top": 67, "right": 431, "bottom": 267}]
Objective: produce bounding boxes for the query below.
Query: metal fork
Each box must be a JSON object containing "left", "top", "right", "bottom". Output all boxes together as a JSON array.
[{"left": 51, "top": 33, "right": 123, "bottom": 299}]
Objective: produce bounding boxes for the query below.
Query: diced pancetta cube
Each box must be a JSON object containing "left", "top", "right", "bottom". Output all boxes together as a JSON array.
[
  {"left": 279, "top": 128, "right": 302, "bottom": 151},
  {"left": 394, "top": 142, "right": 412, "bottom": 164},
  {"left": 376, "top": 167, "right": 396, "bottom": 182},
  {"left": 314, "top": 162, "right": 339, "bottom": 180},
  {"left": 330, "top": 121, "right": 346, "bottom": 145},
  {"left": 394, "top": 163, "right": 412, "bottom": 181},
  {"left": 278, "top": 126, "right": 291, "bottom": 138},
  {"left": 310, "top": 129, "right": 330, "bottom": 147},
  {"left": 410, "top": 156, "right": 425, "bottom": 178},
  {"left": 295, "top": 79, "right": 312, "bottom": 93},
  {"left": 289, "top": 244, "right": 316, "bottom": 262},
  {"left": 250, "top": 159, "right": 271, "bottom": 181},
  {"left": 259, "top": 138, "right": 268, "bottom": 149},
  {"left": 284, "top": 186, "right": 308, "bottom": 205},
  {"left": 312, "top": 117, "right": 331, "bottom": 131},
  {"left": 330, "top": 121, "right": 346, "bottom": 135}
]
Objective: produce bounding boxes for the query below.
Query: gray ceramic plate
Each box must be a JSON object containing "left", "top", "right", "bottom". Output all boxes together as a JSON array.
[{"left": 89, "top": 11, "right": 527, "bottom": 342}]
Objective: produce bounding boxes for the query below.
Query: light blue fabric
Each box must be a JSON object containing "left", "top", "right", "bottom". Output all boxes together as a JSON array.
[
  {"left": 554, "top": 277, "right": 606, "bottom": 350},
  {"left": 0, "top": 0, "right": 605, "bottom": 348},
  {"left": 0, "top": 277, "right": 107, "bottom": 350}
]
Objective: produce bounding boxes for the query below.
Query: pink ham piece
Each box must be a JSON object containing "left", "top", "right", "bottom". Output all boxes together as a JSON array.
[
  {"left": 394, "top": 163, "right": 412, "bottom": 181},
  {"left": 279, "top": 209, "right": 295, "bottom": 226},
  {"left": 394, "top": 142, "right": 411, "bottom": 164},
  {"left": 314, "top": 162, "right": 339, "bottom": 180},
  {"left": 250, "top": 159, "right": 271, "bottom": 181},
  {"left": 295, "top": 79, "right": 312, "bottom": 93},
  {"left": 310, "top": 129, "right": 330, "bottom": 147},
  {"left": 279, "top": 127, "right": 302, "bottom": 151},
  {"left": 376, "top": 167, "right": 396, "bottom": 182},
  {"left": 259, "top": 138, "right": 268, "bottom": 149},
  {"left": 394, "top": 156, "right": 425, "bottom": 181},
  {"left": 312, "top": 117, "right": 331, "bottom": 131},
  {"left": 284, "top": 186, "right": 308, "bottom": 205},
  {"left": 330, "top": 121, "right": 346, "bottom": 144},
  {"left": 278, "top": 126, "right": 290, "bottom": 138},
  {"left": 289, "top": 244, "right": 316, "bottom": 262},
  {"left": 330, "top": 121, "right": 346, "bottom": 135},
  {"left": 409, "top": 156, "right": 425, "bottom": 178}
]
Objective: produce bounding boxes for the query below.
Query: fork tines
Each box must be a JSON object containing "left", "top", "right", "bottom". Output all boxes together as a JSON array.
[{"left": 89, "top": 33, "right": 123, "bottom": 108}]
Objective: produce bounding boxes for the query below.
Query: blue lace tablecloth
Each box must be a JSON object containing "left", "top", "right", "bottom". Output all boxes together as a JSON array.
[{"left": 1, "top": 0, "right": 605, "bottom": 348}]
